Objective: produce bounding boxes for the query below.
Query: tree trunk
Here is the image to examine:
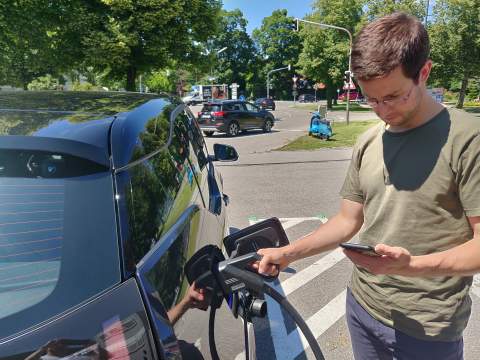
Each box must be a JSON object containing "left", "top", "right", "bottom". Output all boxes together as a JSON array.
[
  {"left": 456, "top": 72, "right": 469, "bottom": 109},
  {"left": 326, "top": 85, "right": 334, "bottom": 109},
  {"left": 126, "top": 66, "right": 137, "bottom": 92}
]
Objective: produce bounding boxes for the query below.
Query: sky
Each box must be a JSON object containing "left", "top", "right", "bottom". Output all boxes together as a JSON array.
[{"left": 222, "top": 0, "right": 314, "bottom": 34}]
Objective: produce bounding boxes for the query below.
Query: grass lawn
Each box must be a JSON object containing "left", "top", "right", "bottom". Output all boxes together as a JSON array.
[
  {"left": 293, "top": 102, "right": 372, "bottom": 112},
  {"left": 278, "top": 120, "right": 379, "bottom": 150}
]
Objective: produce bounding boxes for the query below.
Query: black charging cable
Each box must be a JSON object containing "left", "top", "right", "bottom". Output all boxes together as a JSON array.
[{"left": 215, "top": 253, "right": 325, "bottom": 360}]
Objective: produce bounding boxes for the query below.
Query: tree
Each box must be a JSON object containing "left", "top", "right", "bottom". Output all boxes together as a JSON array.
[
  {"left": 209, "top": 9, "right": 257, "bottom": 93},
  {"left": 252, "top": 10, "right": 302, "bottom": 100},
  {"left": 296, "top": 0, "right": 364, "bottom": 108},
  {"left": 80, "top": 0, "right": 222, "bottom": 91},
  {"left": 0, "top": 0, "right": 84, "bottom": 89},
  {"left": 365, "top": 0, "right": 427, "bottom": 20},
  {"left": 429, "top": 0, "right": 480, "bottom": 108}
]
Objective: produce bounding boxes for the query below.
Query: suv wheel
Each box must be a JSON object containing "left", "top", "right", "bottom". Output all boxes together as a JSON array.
[
  {"left": 203, "top": 131, "right": 214, "bottom": 137},
  {"left": 263, "top": 118, "right": 273, "bottom": 133},
  {"left": 227, "top": 121, "right": 240, "bottom": 137}
]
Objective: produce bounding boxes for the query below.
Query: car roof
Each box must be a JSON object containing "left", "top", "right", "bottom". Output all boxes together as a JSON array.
[
  {"left": 0, "top": 91, "right": 180, "bottom": 167},
  {"left": 203, "top": 100, "right": 244, "bottom": 105}
]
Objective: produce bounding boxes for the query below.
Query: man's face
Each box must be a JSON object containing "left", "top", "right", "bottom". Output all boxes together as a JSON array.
[{"left": 357, "top": 65, "right": 427, "bottom": 130}]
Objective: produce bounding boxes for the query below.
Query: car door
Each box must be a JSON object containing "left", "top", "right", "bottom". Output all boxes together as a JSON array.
[
  {"left": 183, "top": 108, "right": 228, "bottom": 242},
  {"left": 244, "top": 102, "right": 264, "bottom": 128}
]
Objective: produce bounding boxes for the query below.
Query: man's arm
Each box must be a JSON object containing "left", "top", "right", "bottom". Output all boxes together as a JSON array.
[
  {"left": 167, "top": 282, "right": 209, "bottom": 326},
  {"left": 344, "top": 216, "right": 480, "bottom": 277},
  {"left": 257, "top": 199, "right": 364, "bottom": 275}
]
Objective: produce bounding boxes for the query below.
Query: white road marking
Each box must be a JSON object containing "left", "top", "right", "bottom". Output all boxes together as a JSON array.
[
  {"left": 273, "top": 248, "right": 345, "bottom": 296},
  {"left": 288, "top": 290, "right": 347, "bottom": 359}
]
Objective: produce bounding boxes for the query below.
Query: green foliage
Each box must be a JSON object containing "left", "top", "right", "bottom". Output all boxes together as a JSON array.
[
  {"left": 145, "top": 70, "right": 174, "bottom": 93},
  {"left": 365, "top": 0, "right": 427, "bottom": 19},
  {"left": 429, "top": 0, "right": 480, "bottom": 108},
  {"left": 0, "top": 0, "right": 222, "bottom": 91},
  {"left": 296, "top": 0, "right": 363, "bottom": 108},
  {"left": 252, "top": 9, "right": 302, "bottom": 99},
  {"left": 0, "top": 1, "right": 88, "bottom": 89},
  {"left": 27, "top": 75, "right": 59, "bottom": 91},
  {"left": 209, "top": 9, "right": 258, "bottom": 93},
  {"left": 71, "top": 82, "right": 103, "bottom": 91},
  {"left": 81, "top": 0, "right": 222, "bottom": 91}
]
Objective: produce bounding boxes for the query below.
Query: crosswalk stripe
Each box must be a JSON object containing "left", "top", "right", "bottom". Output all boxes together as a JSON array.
[
  {"left": 289, "top": 290, "right": 347, "bottom": 359},
  {"left": 274, "top": 248, "right": 345, "bottom": 296}
]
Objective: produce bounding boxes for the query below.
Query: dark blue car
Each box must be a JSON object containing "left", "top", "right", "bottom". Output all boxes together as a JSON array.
[{"left": 0, "top": 91, "right": 238, "bottom": 359}]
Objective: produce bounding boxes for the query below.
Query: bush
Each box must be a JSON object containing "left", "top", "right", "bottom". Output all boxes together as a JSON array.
[
  {"left": 145, "top": 70, "right": 173, "bottom": 93},
  {"left": 27, "top": 75, "right": 59, "bottom": 91},
  {"left": 71, "top": 81, "right": 103, "bottom": 91}
]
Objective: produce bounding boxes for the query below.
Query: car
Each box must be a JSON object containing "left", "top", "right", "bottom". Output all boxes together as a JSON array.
[
  {"left": 254, "top": 97, "right": 276, "bottom": 110},
  {"left": 338, "top": 90, "right": 363, "bottom": 101},
  {"left": 0, "top": 90, "right": 238, "bottom": 359},
  {"left": 197, "top": 100, "right": 275, "bottom": 137},
  {"left": 298, "top": 94, "right": 316, "bottom": 103}
]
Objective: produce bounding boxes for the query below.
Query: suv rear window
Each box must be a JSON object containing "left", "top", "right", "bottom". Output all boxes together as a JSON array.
[
  {"left": 0, "top": 150, "right": 120, "bottom": 340},
  {"left": 201, "top": 104, "right": 222, "bottom": 112}
]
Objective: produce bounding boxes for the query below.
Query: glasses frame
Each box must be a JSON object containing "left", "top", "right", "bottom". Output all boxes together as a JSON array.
[{"left": 365, "top": 83, "right": 416, "bottom": 109}]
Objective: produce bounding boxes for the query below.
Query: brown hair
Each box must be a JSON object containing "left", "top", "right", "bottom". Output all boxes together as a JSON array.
[{"left": 352, "top": 12, "right": 429, "bottom": 81}]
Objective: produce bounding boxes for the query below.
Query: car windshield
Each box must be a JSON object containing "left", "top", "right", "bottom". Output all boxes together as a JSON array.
[
  {"left": 201, "top": 104, "right": 222, "bottom": 112},
  {"left": 0, "top": 149, "right": 120, "bottom": 340}
]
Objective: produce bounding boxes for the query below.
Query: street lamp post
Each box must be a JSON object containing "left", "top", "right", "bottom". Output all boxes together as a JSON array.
[
  {"left": 210, "top": 47, "right": 228, "bottom": 83},
  {"left": 267, "top": 64, "right": 291, "bottom": 99},
  {"left": 295, "top": 18, "right": 353, "bottom": 125}
]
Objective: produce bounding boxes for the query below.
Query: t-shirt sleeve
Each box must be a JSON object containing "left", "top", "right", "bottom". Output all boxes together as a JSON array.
[
  {"left": 458, "top": 134, "right": 480, "bottom": 217},
  {"left": 340, "top": 145, "right": 364, "bottom": 204}
]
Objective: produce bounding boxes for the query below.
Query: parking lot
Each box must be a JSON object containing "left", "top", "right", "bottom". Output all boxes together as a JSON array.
[{"left": 200, "top": 101, "right": 480, "bottom": 359}]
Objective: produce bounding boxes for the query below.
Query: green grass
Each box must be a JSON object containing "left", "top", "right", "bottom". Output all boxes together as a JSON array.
[
  {"left": 293, "top": 102, "right": 372, "bottom": 112},
  {"left": 278, "top": 120, "right": 379, "bottom": 150}
]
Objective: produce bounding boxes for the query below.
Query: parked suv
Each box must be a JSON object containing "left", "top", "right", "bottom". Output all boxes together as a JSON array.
[
  {"left": 198, "top": 100, "right": 275, "bottom": 137},
  {"left": 0, "top": 91, "right": 238, "bottom": 359},
  {"left": 254, "top": 97, "right": 276, "bottom": 110}
]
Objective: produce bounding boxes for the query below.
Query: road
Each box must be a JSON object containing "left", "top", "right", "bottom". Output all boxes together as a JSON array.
[{"left": 194, "top": 101, "right": 480, "bottom": 359}]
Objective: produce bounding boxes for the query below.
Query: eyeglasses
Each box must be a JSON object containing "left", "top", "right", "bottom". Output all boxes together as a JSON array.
[{"left": 365, "top": 84, "right": 416, "bottom": 108}]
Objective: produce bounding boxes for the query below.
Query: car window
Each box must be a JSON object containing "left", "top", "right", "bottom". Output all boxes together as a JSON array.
[
  {"left": 183, "top": 109, "right": 208, "bottom": 169},
  {"left": 119, "top": 117, "right": 199, "bottom": 270},
  {"left": 177, "top": 111, "right": 208, "bottom": 170},
  {"left": 201, "top": 104, "right": 221, "bottom": 112},
  {"left": 0, "top": 150, "right": 119, "bottom": 340},
  {"left": 244, "top": 103, "right": 258, "bottom": 112}
]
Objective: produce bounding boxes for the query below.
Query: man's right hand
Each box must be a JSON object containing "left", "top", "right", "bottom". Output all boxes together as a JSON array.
[{"left": 255, "top": 246, "right": 292, "bottom": 276}]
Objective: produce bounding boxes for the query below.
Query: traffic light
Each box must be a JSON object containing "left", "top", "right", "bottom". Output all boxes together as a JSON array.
[{"left": 290, "top": 18, "right": 298, "bottom": 31}]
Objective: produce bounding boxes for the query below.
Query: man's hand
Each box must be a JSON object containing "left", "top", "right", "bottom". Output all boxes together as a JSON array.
[
  {"left": 343, "top": 244, "right": 413, "bottom": 276},
  {"left": 253, "top": 247, "right": 292, "bottom": 276},
  {"left": 183, "top": 282, "right": 210, "bottom": 311}
]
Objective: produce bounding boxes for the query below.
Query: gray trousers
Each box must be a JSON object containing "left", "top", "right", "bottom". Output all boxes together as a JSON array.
[{"left": 346, "top": 288, "right": 464, "bottom": 360}]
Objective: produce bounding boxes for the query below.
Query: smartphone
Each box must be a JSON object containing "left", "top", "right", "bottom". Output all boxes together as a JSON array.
[{"left": 339, "top": 243, "right": 380, "bottom": 257}]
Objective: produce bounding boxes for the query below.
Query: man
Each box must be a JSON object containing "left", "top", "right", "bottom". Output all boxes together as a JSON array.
[{"left": 257, "top": 12, "right": 480, "bottom": 360}]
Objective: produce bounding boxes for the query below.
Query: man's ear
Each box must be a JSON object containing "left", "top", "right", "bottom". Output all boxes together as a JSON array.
[{"left": 419, "top": 60, "right": 433, "bottom": 84}]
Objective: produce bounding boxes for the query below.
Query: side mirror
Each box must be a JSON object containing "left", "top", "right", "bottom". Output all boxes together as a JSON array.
[{"left": 212, "top": 144, "right": 238, "bottom": 162}]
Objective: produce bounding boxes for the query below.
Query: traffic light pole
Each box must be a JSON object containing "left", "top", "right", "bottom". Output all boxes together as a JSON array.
[
  {"left": 266, "top": 65, "right": 291, "bottom": 99},
  {"left": 294, "top": 18, "right": 353, "bottom": 125}
]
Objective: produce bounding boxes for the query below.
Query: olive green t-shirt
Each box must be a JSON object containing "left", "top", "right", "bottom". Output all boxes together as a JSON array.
[{"left": 341, "top": 108, "right": 480, "bottom": 341}]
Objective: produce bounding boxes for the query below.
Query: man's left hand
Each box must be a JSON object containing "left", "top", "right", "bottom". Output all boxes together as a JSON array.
[{"left": 343, "top": 244, "right": 413, "bottom": 276}]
